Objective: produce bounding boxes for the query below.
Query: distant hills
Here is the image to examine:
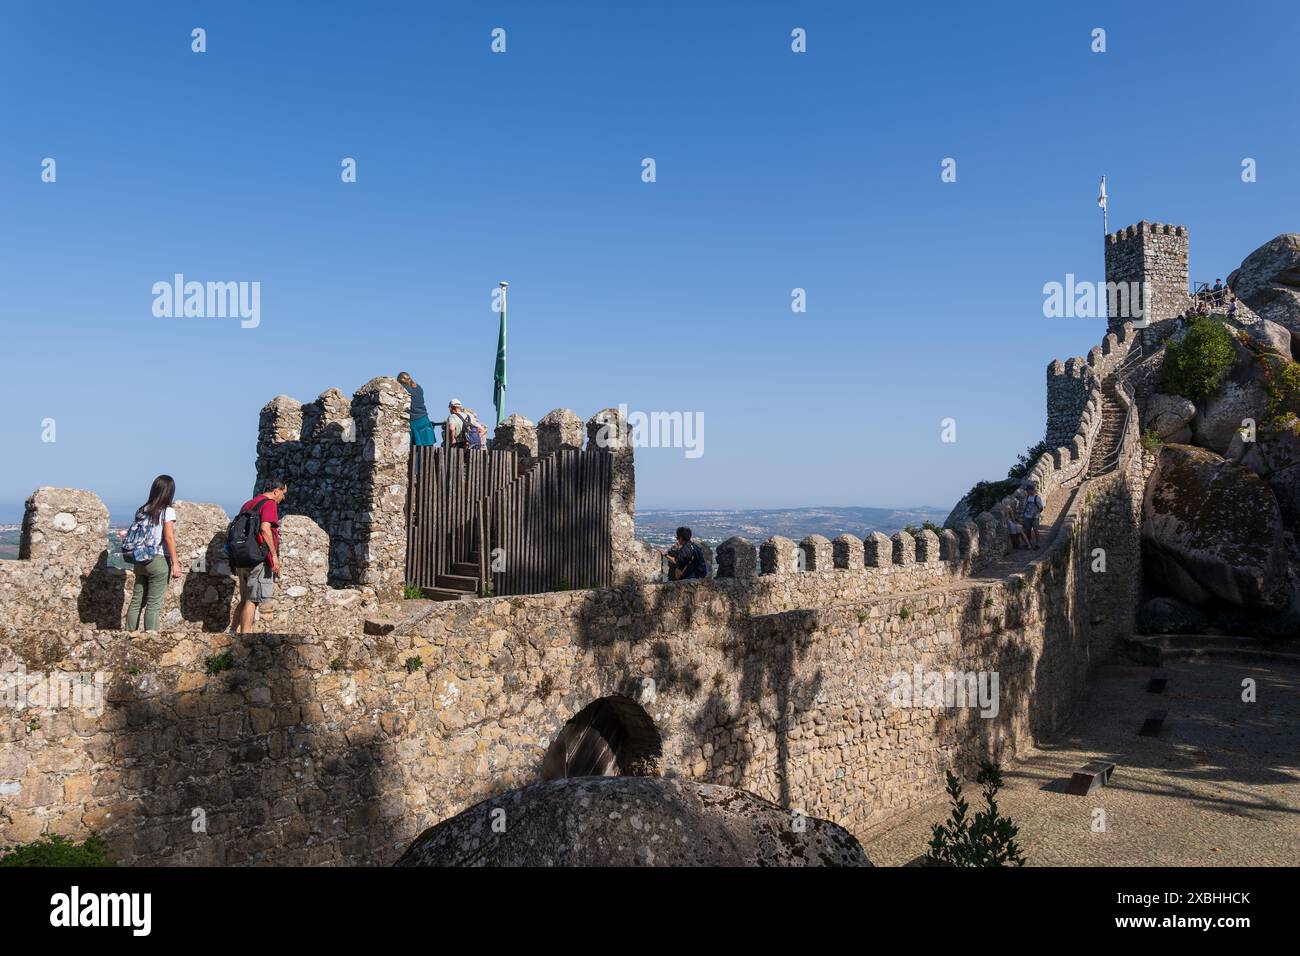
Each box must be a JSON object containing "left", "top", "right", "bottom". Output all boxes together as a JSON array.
[{"left": 635, "top": 506, "right": 949, "bottom": 549}]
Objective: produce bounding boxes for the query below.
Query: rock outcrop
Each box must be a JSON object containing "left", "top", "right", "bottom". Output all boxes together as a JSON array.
[
  {"left": 1145, "top": 393, "right": 1197, "bottom": 443},
  {"left": 1229, "top": 234, "right": 1300, "bottom": 344},
  {"left": 395, "top": 777, "right": 873, "bottom": 867},
  {"left": 1142, "top": 444, "right": 1289, "bottom": 609}
]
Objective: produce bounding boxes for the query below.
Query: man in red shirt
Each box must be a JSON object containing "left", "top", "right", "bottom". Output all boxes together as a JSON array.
[{"left": 231, "top": 478, "right": 287, "bottom": 634}]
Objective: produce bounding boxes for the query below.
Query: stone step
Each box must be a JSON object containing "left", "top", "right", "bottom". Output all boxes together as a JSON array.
[
  {"left": 425, "top": 587, "right": 474, "bottom": 602},
  {"left": 435, "top": 573, "right": 479, "bottom": 593}
]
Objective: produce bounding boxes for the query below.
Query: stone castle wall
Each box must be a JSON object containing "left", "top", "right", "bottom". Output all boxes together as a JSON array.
[
  {"left": 256, "top": 377, "right": 411, "bottom": 599},
  {"left": 1, "top": 226, "right": 1173, "bottom": 864},
  {"left": 0, "top": 471, "right": 1120, "bottom": 864}
]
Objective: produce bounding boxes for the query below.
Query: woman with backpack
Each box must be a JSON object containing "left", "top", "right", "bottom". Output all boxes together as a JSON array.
[{"left": 120, "top": 474, "right": 180, "bottom": 631}]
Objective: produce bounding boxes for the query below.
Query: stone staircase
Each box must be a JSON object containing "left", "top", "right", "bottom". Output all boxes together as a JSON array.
[
  {"left": 1085, "top": 381, "right": 1127, "bottom": 479},
  {"left": 425, "top": 554, "right": 482, "bottom": 601}
]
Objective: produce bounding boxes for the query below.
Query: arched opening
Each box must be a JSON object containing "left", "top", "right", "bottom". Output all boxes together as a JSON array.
[{"left": 541, "top": 695, "right": 662, "bottom": 780}]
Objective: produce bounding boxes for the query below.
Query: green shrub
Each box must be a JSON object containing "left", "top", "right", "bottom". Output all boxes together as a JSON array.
[
  {"left": 1161, "top": 314, "right": 1235, "bottom": 400},
  {"left": 926, "top": 762, "right": 1026, "bottom": 867},
  {"left": 963, "top": 478, "right": 1018, "bottom": 517},
  {"left": 0, "top": 834, "right": 114, "bottom": 867},
  {"left": 1257, "top": 354, "right": 1300, "bottom": 425},
  {"left": 1008, "top": 441, "right": 1049, "bottom": 481},
  {"left": 404, "top": 656, "right": 423, "bottom": 673},
  {"left": 402, "top": 583, "right": 424, "bottom": 600},
  {"left": 1141, "top": 427, "right": 1163, "bottom": 452},
  {"left": 204, "top": 651, "right": 234, "bottom": 675},
  {"left": 899, "top": 607, "right": 912, "bottom": 620}
]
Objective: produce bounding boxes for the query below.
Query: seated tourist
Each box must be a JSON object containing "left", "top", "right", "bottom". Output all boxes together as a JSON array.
[
  {"left": 661, "top": 527, "right": 708, "bottom": 580},
  {"left": 1006, "top": 499, "right": 1029, "bottom": 550}
]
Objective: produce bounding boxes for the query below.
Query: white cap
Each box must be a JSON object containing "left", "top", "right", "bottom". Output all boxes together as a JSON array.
[{"left": 449, "top": 398, "right": 462, "bottom": 407}]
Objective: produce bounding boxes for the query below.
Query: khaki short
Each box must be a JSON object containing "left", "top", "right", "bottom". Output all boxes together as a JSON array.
[{"left": 238, "top": 563, "right": 276, "bottom": 604}]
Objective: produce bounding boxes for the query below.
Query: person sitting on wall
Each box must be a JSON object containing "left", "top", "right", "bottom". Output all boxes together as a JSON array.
[
  {"left": 1020, "top": 482, "right": 1045, "bottom": 551},
  {"left": 397, "top": 371, "right": 437, "bottom": 447},
  {"left": 1006, "top": 497, "right": 1029, "bottom": 550},
  {"left": 1227, "top": 294, "right": 1239, "bottom": 319},
  {"left": 661, "top": 527, "right": 709, "bottom": 581},
  {"left": 230, "top": 478, "right": 287, "bottom": 635},
  {"left": 445, "top": 399, "right": 487, "bottom": 449}
]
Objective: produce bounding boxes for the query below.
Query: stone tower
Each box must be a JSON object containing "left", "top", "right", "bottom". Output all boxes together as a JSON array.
[{"left": 1103, "top": 221, "right": 1188, "bottom": 334}]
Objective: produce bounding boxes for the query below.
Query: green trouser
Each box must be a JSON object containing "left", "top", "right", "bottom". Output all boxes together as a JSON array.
[{"left": 126, "top": 554, "right": 170, "bottom": 631}]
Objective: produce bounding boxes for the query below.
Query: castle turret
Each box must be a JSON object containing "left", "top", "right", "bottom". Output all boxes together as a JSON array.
[{"left": 1103, "top": 221, "right": 1188, "bottom": 333}]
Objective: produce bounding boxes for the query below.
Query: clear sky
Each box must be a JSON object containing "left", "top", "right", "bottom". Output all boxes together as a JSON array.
[{"left": 1, "top": 0, "right": 1296, "bottom": 521}]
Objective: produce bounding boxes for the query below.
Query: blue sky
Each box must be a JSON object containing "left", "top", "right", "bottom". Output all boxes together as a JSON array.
[{"left": 1, "top": 0, "right": 1296, "bottom": 521}]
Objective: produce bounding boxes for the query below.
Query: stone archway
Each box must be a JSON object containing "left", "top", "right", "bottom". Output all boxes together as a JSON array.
[{"left": 541, "top": 695, "right": 662, "bottom": 780}]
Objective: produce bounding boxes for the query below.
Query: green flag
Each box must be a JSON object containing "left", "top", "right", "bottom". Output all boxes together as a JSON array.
[{"left": 493, "top": 284, "right": 507, "bottom": 426}]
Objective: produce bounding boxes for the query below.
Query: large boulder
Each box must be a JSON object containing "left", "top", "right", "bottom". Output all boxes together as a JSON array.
[
  {"left": 395, "top": 777, "right": 872, "bottom": 867},
  {"left": 1228, "top": 234, "right": 1300, "bottom": 342},
  {"left": 1239, "top": 426, "right": 1300, "bottom": 526},
  {"left": 1142, "top": 444, "right": 1289, "bottom": 609},
  {"left": 1145, "top": 393, "right": 1197, "bottom": 443},
  {"left": 1190, "top": 348, "right": 1272, "bottom": 455},
  {"left": 1239, "top": 316, "right": 1293, "bottom": 358}
]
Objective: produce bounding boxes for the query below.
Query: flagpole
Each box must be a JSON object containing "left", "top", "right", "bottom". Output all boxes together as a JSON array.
[
  {"left": 1100, "top": 175, "right": 1108, "bottom": 235},
  {"left": 494, "top": 281, "right": 508, "bottom": 427}
]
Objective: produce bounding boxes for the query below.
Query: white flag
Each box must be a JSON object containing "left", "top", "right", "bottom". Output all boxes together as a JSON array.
[{"left": 1097, "top": 176, "right": 1108, "bottom": 210}]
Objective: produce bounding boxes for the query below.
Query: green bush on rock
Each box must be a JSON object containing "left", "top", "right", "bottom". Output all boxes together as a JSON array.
[{"left": 1161, "top": 314, "right": 1236, "bottom": 400}]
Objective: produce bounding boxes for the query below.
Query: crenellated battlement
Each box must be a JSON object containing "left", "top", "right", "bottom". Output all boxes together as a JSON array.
[
  {"left": 1104, "top": 220, "right": 1189, "bottom": 332},
  {"left": 256, "top": 377, "right": 411, "bottom": 596}
]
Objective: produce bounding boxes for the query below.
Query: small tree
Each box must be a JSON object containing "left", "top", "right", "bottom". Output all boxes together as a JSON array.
[
  {"left": 1008, "top": 441, "right": 1049, "bottom": 481},
  {"left": 1161, "top": 314, "right": 1235, "bottom": 400},
  {"left": 926, "top": 762, "right": 1026, "bottom": 867}
]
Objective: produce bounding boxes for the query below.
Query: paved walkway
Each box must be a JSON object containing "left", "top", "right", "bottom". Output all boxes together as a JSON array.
[{"left": 859, "top": 659, "right": 1300, "bottom": 866}]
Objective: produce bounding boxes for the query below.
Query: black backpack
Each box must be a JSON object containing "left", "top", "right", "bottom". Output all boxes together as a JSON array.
[
  {"left": 682, "top": 543, "right": 709, "bottom": 579},
  {"left": 226, "top": 497, "right": 272, "bottom": 569}
]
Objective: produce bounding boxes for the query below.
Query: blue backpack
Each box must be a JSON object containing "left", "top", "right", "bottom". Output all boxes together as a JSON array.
[
  {"left": 121, "top": 511, "right": 161, "bottom": 563},
  {"left": 456, "top": 413, "right": 483, "bottom": 450}
]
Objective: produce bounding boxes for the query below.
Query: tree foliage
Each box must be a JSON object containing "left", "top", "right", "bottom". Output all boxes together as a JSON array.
[
  {"left": 0, "top": 834, "right": 114, "bottom": 867},
  {"left": 926, "top": 762, "right": 1026, "bottom": 867},
  {"left": 1161, "top": 314, "right": 1235, "bottom": 400}
]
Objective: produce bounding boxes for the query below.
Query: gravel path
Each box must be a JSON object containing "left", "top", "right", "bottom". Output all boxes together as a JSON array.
[{"left": 859, "top": 659, "right": 1300, "bottom": 866}]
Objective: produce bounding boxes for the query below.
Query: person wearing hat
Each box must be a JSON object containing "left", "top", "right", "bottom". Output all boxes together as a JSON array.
[
  {"left": 1020, "top": 482, "right": 1045, "bottom": 550},
  {"left": 444, "top": 399, "right": 487, "bottom": 449}
]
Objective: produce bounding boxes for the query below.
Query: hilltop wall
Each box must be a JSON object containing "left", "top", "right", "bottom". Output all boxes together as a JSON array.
[{"left": 0, "top": 474, "right": 1119, "bottom": 864}]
